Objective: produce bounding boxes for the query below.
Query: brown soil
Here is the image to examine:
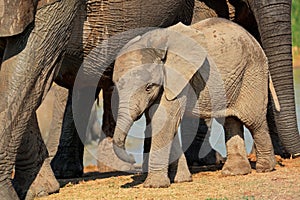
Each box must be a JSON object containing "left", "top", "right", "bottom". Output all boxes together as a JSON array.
[{"left": 36, "top": 157, "right": 300, "bottom": 200}]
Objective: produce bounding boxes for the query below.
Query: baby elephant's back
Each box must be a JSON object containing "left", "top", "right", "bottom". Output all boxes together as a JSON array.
[
  {"left": 189, "top": 18, "right": 269, "bottom": 118},
  {"left": 191, "top": 18, "right": 267, "bottom": 76}
]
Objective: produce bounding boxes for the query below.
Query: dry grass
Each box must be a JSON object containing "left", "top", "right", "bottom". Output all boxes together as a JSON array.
[{"left": 36, "top": 157, "right": 300, "bottom": 200}]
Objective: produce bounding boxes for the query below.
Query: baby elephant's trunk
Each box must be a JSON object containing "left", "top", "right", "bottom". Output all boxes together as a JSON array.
[{"left": 112, "top": 111, "right": 136, "bottom": 164}]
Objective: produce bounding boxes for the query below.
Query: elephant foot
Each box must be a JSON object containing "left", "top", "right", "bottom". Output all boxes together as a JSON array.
[
  {"left": 172, "top": 170, "right": 192, "bottom": 183},
  {"left": 169, "top": 168, "right": 192, "bottom": 183},
  {"left": 221, "top": 156, "right": 251, "bottom": 176},
  {"left": 256, "top": 155, "right": 276, "bottom": 173},
  {"left": 25, "top": 158, "right": 60, "bottom": 200},
  {"left": 143, "top": 171, "right": 170, "bottom": 188},
  {"left": 97, "top": 137, "right": 136, "bottom": 172},
  {"left": 51, "top": 147, "right": 83, "bottom": 179},
  {"left": 51, "top": 157, "right": 83, "bottom": 179},
  {"left": 168, "top": 156, "right": 192, "bottom": 183},
  {"left": 185, "top": 145, "right": 220, "bottom": 166}
]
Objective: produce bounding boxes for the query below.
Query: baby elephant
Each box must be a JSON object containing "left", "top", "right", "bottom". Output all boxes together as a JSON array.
[{"left": 112, "top": 18, "right": 279, "bottom": 188}]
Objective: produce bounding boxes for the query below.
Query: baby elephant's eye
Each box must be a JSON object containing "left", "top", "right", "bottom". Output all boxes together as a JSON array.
[{"left": 145, "top": 83, "right": 155, "bottom": 92}]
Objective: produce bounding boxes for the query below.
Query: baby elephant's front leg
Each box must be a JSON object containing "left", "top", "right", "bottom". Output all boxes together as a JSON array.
[
  {"left": 144, "top": 98, "right": 182, "bottom": 188},
  {"left": 143, "top": 125, "right": 173, "bottom": 188}
]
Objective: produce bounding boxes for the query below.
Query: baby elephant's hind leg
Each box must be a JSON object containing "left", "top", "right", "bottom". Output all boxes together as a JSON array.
[
  {"left": 250, "top": 120, "right": 276, "bottom": 173},
  {"left": 222, "top": 117, "right": 251, "bottom": 176}
]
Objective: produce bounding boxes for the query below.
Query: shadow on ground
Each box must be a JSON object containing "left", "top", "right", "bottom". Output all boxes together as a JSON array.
[
  {"left": 58, "top": 154, "right": 280, "bottom": 190},
  {"left": 57, "top": 163, "right": 225, "bottom": 189},
  {"left": 58, "top": 171, "right": 132, "bottom": 188}
]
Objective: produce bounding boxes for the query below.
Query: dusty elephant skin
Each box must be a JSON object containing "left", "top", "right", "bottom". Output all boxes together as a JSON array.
[
  {"left": 53, "top": 0, "right": 300, "bottom": 180},
  {"left": 0, "top": 1, "right": 81, "bottom": 200},
  {"left": 0, "top": 0, "right": 299, "bottom": 199},
  {"left": 50, "top": 0, "right": 195, "bottom": 179},
  {"left": 112, "top": 18, "right": 278, "bottom": 188},
  {"left": 51, "top": 0, "right": 299, "bottom": 183},
  {"left": 186, "top": 0, "right": 300, "bottom": 166},
  {"left": 248, "top": 0, "right": 300, "bottom": 158},
  {"left": 0, "top": 0, "right": 195, "bottom": 199}
]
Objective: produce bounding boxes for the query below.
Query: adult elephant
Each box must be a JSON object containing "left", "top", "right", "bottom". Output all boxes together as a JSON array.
[
  {"left": 0, "top": 0, "right": 195, "bottom": 199},
  {"left": 182, "top": 0, "right": 300, "bottom": 166}
]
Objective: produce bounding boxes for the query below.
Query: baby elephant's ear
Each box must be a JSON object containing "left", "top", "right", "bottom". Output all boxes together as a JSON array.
[{"left": 163, "top": 34, "right": 208, "bottom": 101}]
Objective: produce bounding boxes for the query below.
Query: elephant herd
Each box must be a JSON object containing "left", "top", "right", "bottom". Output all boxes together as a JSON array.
[{"left": 0, "top": 0, "right": 300, "bottom": 199}]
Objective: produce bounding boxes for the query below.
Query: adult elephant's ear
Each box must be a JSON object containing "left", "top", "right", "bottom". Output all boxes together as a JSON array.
[{"left": 162, "top": 23, "right": 208, "bottom": 101}]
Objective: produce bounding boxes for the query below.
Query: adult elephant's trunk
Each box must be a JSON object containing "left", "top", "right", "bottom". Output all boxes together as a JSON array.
[
  {"left": 249, "top": 0, "right": 300, "bottom": 156},
  {"left": 112, "top": 102, "right": 136, "bottom": 164}
]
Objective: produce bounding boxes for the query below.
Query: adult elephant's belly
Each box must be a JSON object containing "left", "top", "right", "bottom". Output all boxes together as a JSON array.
[{"left": 55, "top": 0, "right": 194, "bottom": 89}]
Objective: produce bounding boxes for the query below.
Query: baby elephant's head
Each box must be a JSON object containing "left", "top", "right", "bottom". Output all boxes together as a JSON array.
[{"left": 114, "top": 48, "right": 166, "bottom": 122}]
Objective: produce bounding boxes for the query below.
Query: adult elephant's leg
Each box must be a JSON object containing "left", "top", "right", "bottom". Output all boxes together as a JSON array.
[
  {"left": 0, "top": 1, "right": 80, "bottom": 199},
  {"left": 46, "top": 85, "right": 69, "bottom": 160},
  {"left": 181, "top": 116, "right": 217, "bottom": 166},
  {"left": 168, "top": 133, "right": 192, "bottom": 183},
  {"left": 13, "top": 112, "right": 59, "bottom": 200},
  {"left": 26, "top": 85, "right": 68, "bottom": 199},
  {"left": 101, "top": 81, "right": 116, "bottom": 138},
  {"left": 142, "top": 110, "right": 152, "bottom": 173},
  {"left": 51, "top": 90, "right": 84, "bottom": 178},
  {"left": 97, "top": 83, "right": 135, "bottom": 172},
  {"left": 4, "top": 113, "right": 49, "bottom": 200},
  {"left": 0, "top": 38, "right": 5, "bottom": 63},
  {"left": 51, "top": 86, "right": 98, "bottom": 178},
  {"left": 248, "top": 0, "right": 300, "bottom": 157}
]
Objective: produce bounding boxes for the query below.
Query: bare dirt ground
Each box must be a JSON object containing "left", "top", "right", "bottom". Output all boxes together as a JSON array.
[
  {"left": 35, "top": 50, "right": 300, "bottom": 200},
  {"left": 36, "top": 157, "right": 300, "bottom": 200}
]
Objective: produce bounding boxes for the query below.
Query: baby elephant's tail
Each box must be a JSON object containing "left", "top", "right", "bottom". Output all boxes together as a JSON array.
[{"left": 269, "top": 75, "right": 281, "bottom": 112}]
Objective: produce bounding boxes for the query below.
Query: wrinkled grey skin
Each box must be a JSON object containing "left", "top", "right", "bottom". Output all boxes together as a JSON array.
[
  {"left": 0, "top": 0, "right": 195, "bottom": 199},
  {"left": 47, "top": 86, "right": 136, "bottom": 176},
  {"left": 54, "top": 0, "right": 300, "bottom": 178},
  {"left": 186, "top": 0, "right": 300, "bottom": 167},
  {"left": 0, "top": 0, "right": 298, "bottom": 198},
  {"left": 112, "top": 18, "right": 277, "bottom": 188},
  {"left": 50, "top": 0, "right": 195, "bottom": 179},
  {"left": 0, "top": 1, "right": 80, "bottom": 200}
]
